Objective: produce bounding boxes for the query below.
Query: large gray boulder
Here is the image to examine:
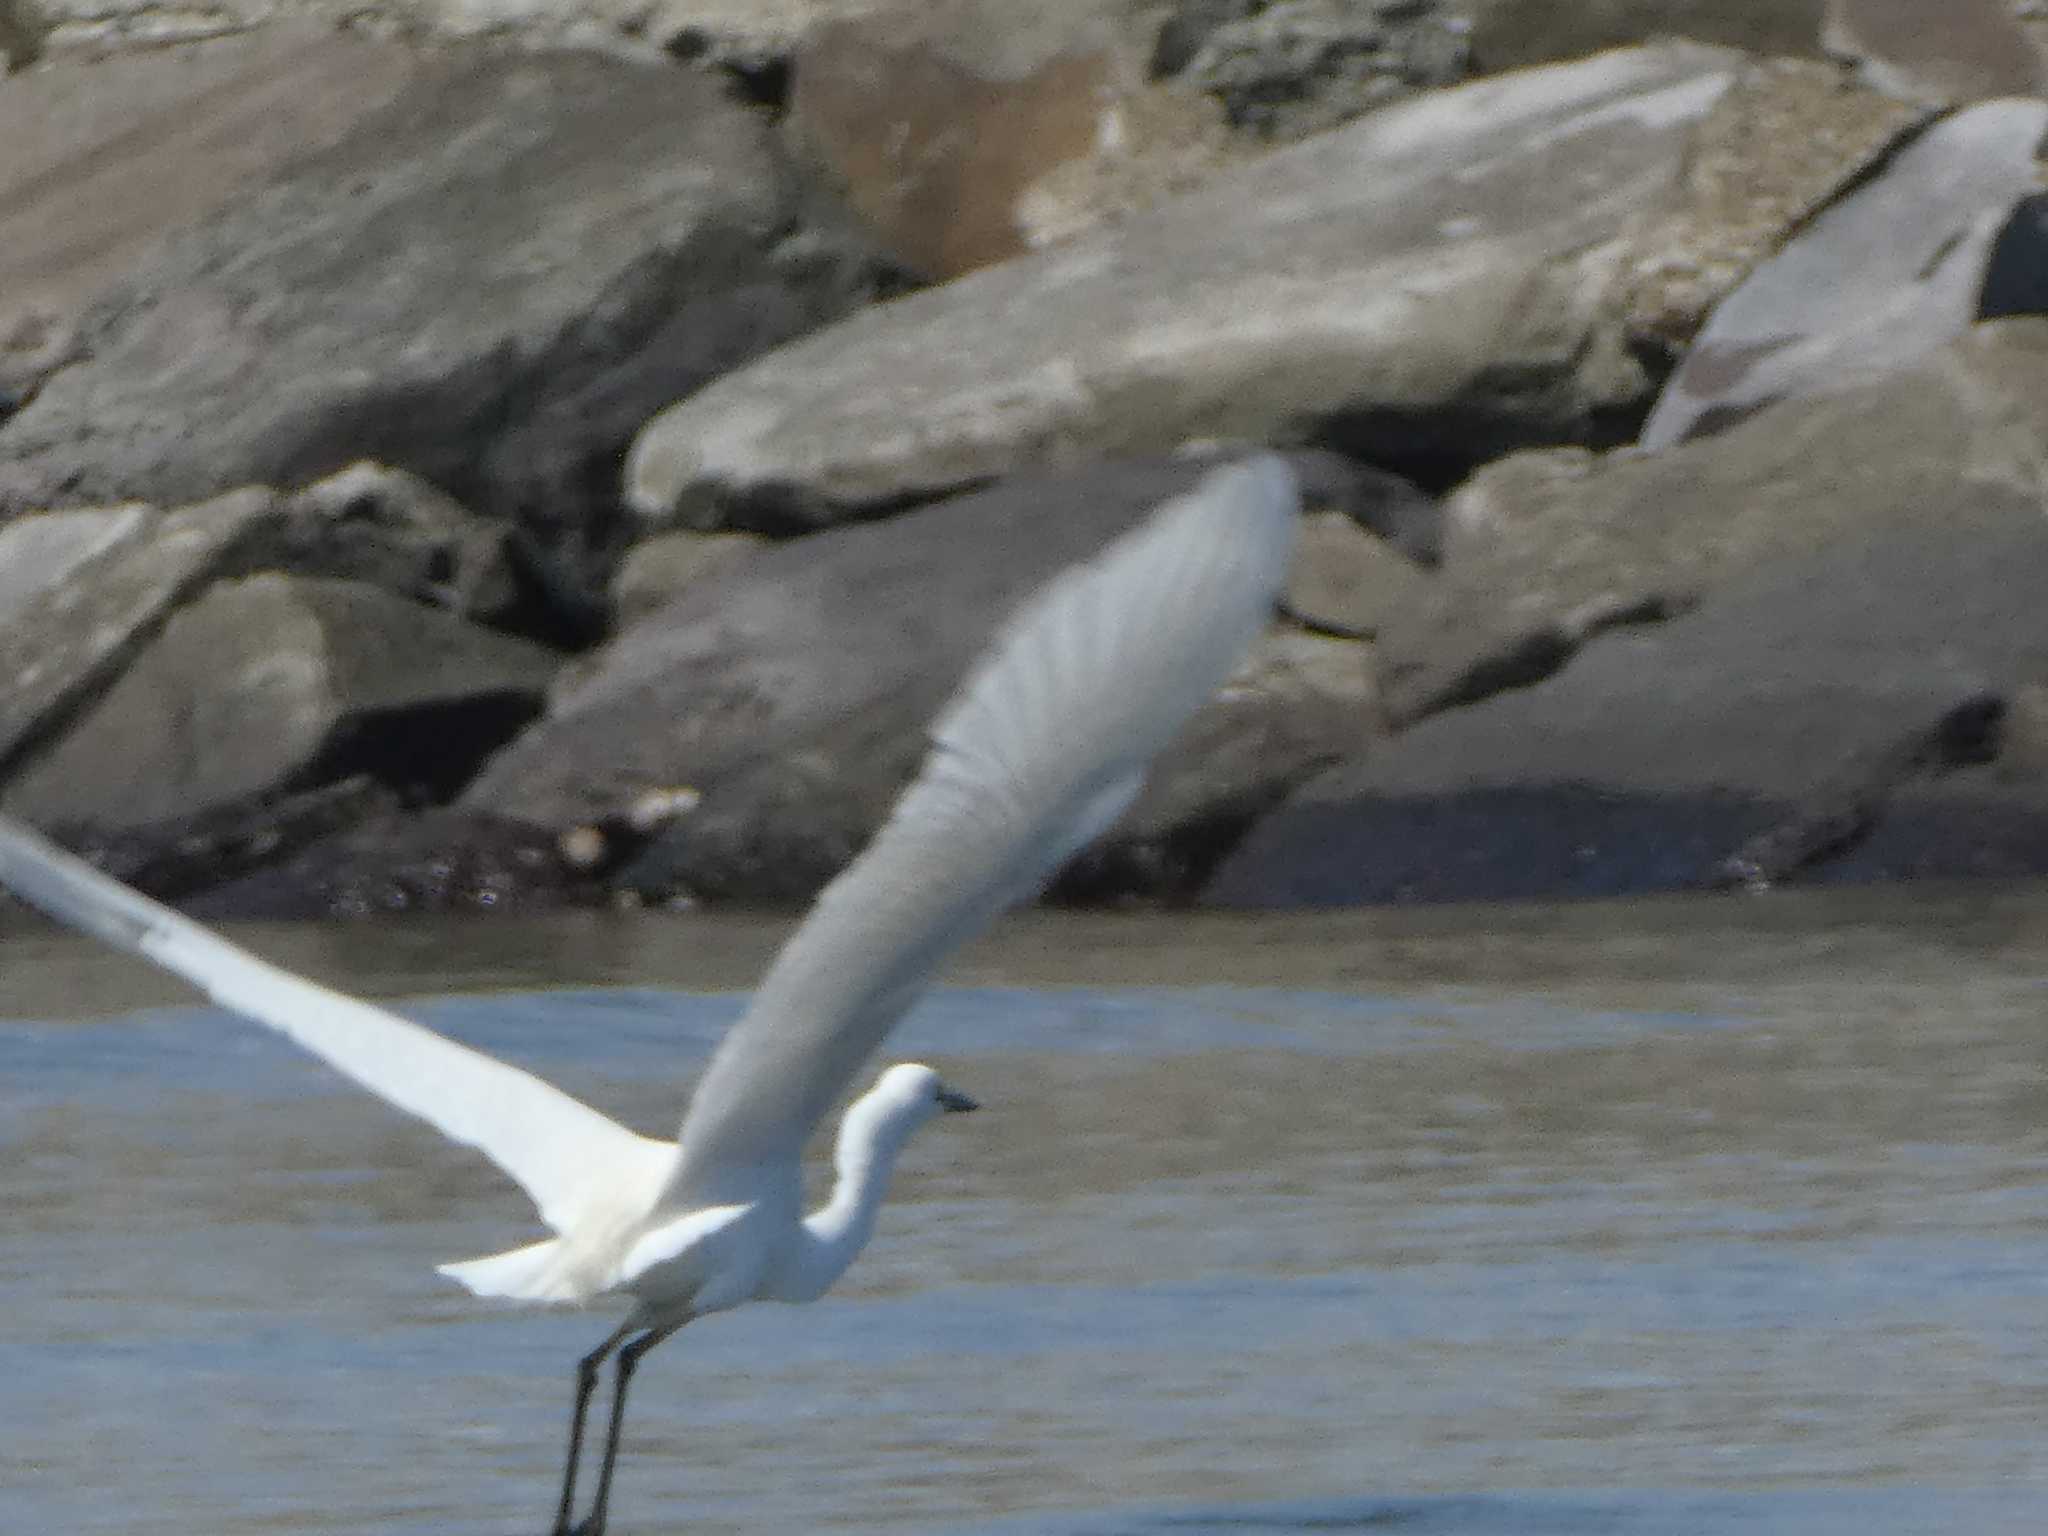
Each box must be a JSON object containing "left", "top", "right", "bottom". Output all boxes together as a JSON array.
[
  {"left": 1823, "top": 0, "right": 2048, "bottom": 104},
  {"left": 1379, "top": 320, "right": 2048, "bottom": 725},
  {"left": 1211, "top": 320, "right": 2048, "bottom": 906},
  {"left": 0, "top": 27, "right": 421, "bottom": 376},
  {"left": 0, "top": 49, "right": 886, "bottom": 600},
  {"left": 470, "top": 455, "right": 1367, "bottom": 903},
  {"left": 1640, "top": 100, "right": 2048, "bottom": 450},
  {"left": 628, "top": 44, "right": 1744, "bottom": 530},
  {"left": 0, "top": 489, "right": 278, "bottom": 777},
  {"left": 0, "top": 505, "right": 148, "bottom": 628},
  {"left": 2, "top": 574, "right": 561, "bottom": 828}
]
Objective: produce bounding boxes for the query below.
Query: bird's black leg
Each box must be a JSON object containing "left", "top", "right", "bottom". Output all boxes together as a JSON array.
[
  {"left": 572, "top": 1320, "right": 682, "bottom": 1536},
  {"left": 553, "top": 1322, "right": 635, "bottom": 1536}
]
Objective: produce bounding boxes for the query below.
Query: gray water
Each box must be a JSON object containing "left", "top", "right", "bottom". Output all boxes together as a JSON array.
[{"left": 5, "top": 886, "right": 2048, "bottom": 1534}]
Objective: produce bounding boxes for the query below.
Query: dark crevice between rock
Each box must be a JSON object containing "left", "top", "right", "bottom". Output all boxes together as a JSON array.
[
  {"left": 1285, "top": 446, "right": 1443, "bottom": 565},
  {"left": 500, "top": 528, "right": 616, "bottom": 650},
  {"left": 660, "top": 25, "right": 793, "bottom": 111},
  {"left": 293, "top": 692, "right": 548, "bottom": 807},
  {"left": 1311, "top": 392, "right": 1650, "bottom": 495},
  {"left": 722, "top": 55, "right": 793, "bottom": 112},
  {"left": 1387, "top": 589, "right": 1693, "bottom": 729},
  {"left": 1710, "top": 692, "right": 2008, "bottom": 890},
  {"left": 703, "top": 474, "right": 992, "bottom": 539}
]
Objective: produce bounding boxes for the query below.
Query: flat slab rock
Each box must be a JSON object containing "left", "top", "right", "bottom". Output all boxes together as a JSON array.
[
  {"left": 0, "top": 504, "right": 148, "bottom": 627},
  {"left": 0, "top": 489, "right": 277, "bottom": 775},
  {"left": 1641, "top": 99, "right": 2048, "bottom": 450},
  {"left": 0, "top": 48, "right": 880, "bottom": 593},
  {"left": 3, "top": 573, "right": 561, "bottom": 828},
  {"left": 628, "top": 43, "right": 1742, "bottom": 529},
  {"left": 0, "top": 28, "right": 420, "bottom": 362}
]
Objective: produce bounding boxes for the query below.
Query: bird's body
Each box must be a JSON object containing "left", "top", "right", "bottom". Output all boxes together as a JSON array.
[{"left": 0, "top": 453, "right": 1301, "bottom": 1534}]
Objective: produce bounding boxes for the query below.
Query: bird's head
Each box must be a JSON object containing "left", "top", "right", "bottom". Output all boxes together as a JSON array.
[
  {"left": 876, "top": 1061, "right": 979, "bottom": 1120},
  {"left": 841, "top": 1062, "right": 978, "bottom": 1158}
]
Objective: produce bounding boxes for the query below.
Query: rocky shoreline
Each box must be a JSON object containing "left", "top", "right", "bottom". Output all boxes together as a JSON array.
[{"left": 3, "top": 0, "right": 2047, "bottom": 919}]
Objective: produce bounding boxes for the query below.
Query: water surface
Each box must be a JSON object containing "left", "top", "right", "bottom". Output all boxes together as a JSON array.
[{"left": 5, "top": 886, "right": 2047, "bottom": 1533}]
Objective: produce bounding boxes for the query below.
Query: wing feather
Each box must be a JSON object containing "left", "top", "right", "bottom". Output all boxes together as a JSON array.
[
  {"left": 0, "top": 818, "right": 672, "bottom": 1232},
  {"left": 666, "top": 454, "right": 1300, "bottom": 1199}
]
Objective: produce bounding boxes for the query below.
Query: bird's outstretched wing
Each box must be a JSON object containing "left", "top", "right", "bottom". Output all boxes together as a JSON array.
[
  {"left": 0, "top": 819, "right": 672, "bottom": 1233},
  {"left": 667, "top": 454, "right": 1301, "bottom": 1201}
]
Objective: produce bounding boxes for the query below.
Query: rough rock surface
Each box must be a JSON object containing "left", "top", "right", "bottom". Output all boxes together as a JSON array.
[
  {"left": 22, "top": 0, "right": 1158, "bottom": 85},
  {"left": 0, "top": 50, "right": 887, "bottom": 601},
  {"left": 0, "top": 0, "right": 49, "bottom": 66},
  {"left": 788, "top": 2, "right": 1234, "bottom": 279},
  {"left": 1823, "top": 0, "right": 2048, "bottom": 104},
  {"left": 1620, "top": 58, "right": 1926, "bottom": 353},
  {"left": 0, "top": 505, "right": 148, "bottom": 627},
  {"left": 1465, "top": 0, "right": 1825, "bottom": 71},
  {"left": 221, "top": 462, "right": 525, "bottom": 630},
  {"left": 182, "top": 807, "right": 627, "bottom": 918},
  {"left": 1641, "top": 100, "right": 2048, "bottom": 450},
  {"left": 22, "top": 0, "right": 865, "bottom": 62},
  {"left": 1211, "top": 321, "right": 2048, "bottom": 905},
  {"left": 628, "top": 44, "right": 1742, "bottom": 530},
  {"left": 25, "top": 777, "right": 399, "bottom": 906},
  {"left": 0, "top": 29, "right": 421, "bottom": 354},
  {"left": 1380, "top": 321, "right": 2048, "bottom": 725},
  {"left": 608, "top": 529, "right": 763, "bottom": 627},
  {"left": 1283, "top": 509, "right": 1430, "bottom": 638},
  {"left": 0, "top": 489, "right": 277, "bottom": 776},
  {"left": 1163, "top": 0, "right": 1474, "bottom": 140},
  {"left": 3, "top": 574, "right": 561, "bottom": 827}
]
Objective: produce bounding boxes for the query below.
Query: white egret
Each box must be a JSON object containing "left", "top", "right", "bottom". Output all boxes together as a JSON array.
[{"left": 0, "top": 454, "right": 1300, "bottom": 1533}]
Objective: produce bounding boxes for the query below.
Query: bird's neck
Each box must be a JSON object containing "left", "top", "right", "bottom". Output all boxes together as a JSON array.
[{"left": 781, "top": 1115, "right": 911, "bottom": 1302}]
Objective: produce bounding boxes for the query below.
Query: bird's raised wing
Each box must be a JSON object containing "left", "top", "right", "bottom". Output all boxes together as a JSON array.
[
  {"left": 666, "top": 454, "right": 1301, "bottom": 1201},
  {"left": 0, "top": 818, "right": 672, "bottom": 1233}
]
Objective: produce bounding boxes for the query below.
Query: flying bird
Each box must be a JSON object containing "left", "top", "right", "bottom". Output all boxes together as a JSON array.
[{"left": 0, "top": 454, "right": 1300, "bottom": 1534}]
